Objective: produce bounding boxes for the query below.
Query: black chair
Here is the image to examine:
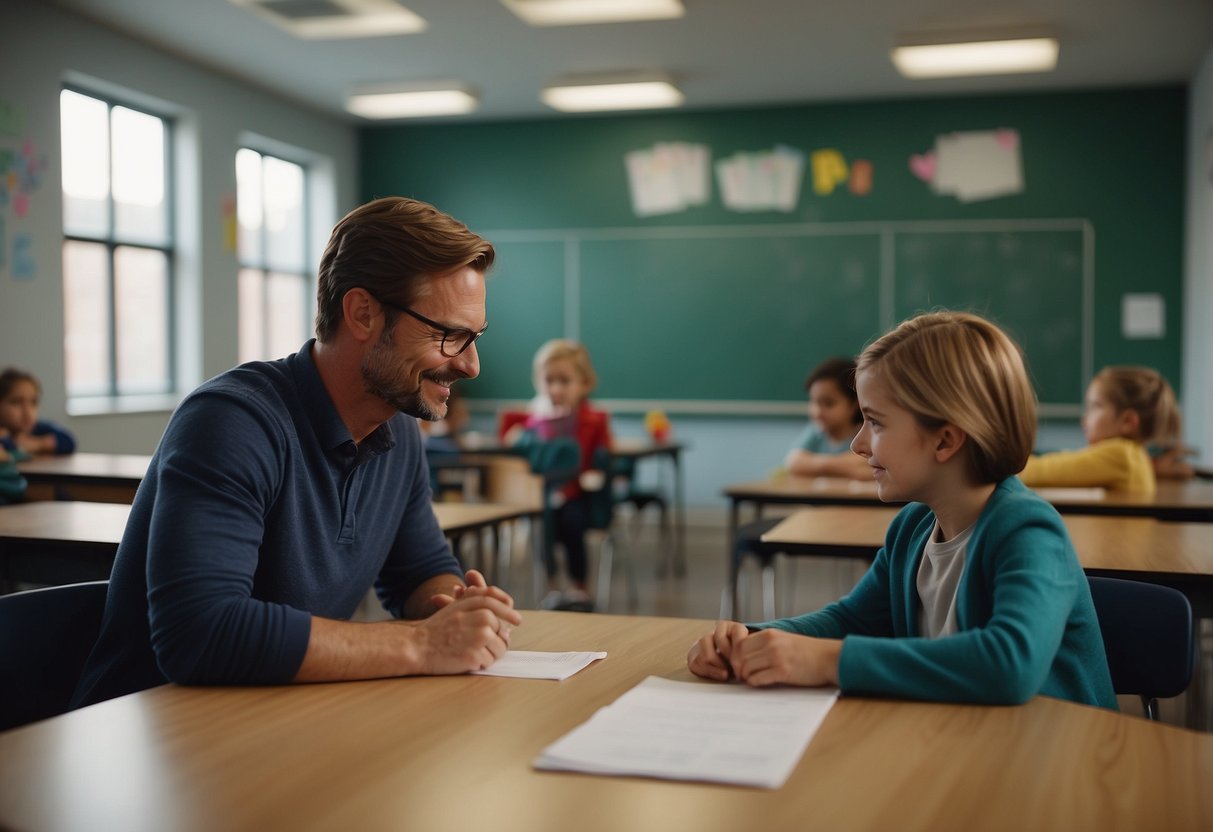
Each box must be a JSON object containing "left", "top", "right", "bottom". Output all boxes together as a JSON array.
[
  {"left": 0, "top": 580, "right": 109, "bottom": 731},
  {"left": 1088, "top": 576, "right": 1195, "bottom": 720}
]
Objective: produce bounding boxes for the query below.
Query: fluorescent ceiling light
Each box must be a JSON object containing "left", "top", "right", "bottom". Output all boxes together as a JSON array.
[
  {"left": 891, "top": 37, "right": 1059, "bottom": 79},
  {"left": 542, "top": 80, "right": 683, "bottom": 112},
  {"left": 228, "top": 0, "right": 426, "bottom": 39},
  {"left": 346, "top": 88, "right": 478, "bottom": 119},
  {"left": 502, "top": 0, "right": 684, "bottom": 26}
]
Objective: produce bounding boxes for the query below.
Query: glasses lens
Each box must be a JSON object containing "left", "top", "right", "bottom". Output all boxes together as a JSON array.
[{"left": 442, "top": 329, "right": 473, "bottom": 357}]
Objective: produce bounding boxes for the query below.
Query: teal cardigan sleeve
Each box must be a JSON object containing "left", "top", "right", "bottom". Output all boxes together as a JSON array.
[{"left": 753, "top": 479, "right": 1116, "bottom": 708}]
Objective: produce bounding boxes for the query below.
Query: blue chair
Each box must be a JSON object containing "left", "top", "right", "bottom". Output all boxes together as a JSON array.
[
  {"left": 1088, "top": 576, "right": 1195, "bottom": 720},
  {"left": 0, "top": 580, "right": 109, "bottom": 731}
]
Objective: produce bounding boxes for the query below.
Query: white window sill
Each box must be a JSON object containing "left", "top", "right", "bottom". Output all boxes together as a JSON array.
[{"left": 67, "top": 393, "right": 183, "bottom": 417}]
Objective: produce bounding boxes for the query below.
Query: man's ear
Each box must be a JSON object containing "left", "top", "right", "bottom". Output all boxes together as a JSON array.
[
  {"left": 343, "top": 288, "right": 378, "bottom": 344},
  {"left": 934, "top": 424, "right": 968, "bottom": 464}
]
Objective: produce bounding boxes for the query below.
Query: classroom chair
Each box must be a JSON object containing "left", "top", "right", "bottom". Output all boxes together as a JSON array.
[
  {"left": 609, "top": 455, "right": 670, "bottom": 575},
  {"left": 1088, "top": 576, "right": 1195, "bottom": 721},
  {"left": 730, "top": 517, "right": 788, "bottom": 620},
  {"left": 0, "top": 580, "right": 109, "bottom": 731}
]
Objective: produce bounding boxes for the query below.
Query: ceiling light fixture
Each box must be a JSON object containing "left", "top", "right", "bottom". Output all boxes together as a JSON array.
[
  {"left": 891, "top": 36, "right": 1059, "bottom": 79},
  {"left": 228, "top": 0, "right": 426, "bottom": 39},
  {"left": 502, "top": 0, "right": 684, "bottom": 26},
  {"left": 345, "top": 84, "right": 478, "bottom": 119},
  {"left": 541, "top": 79, "right": 683, "bottom": 112}
]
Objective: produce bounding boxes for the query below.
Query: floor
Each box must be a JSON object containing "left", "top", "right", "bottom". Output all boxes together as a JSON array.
[{"left": 359, "top": 506, "right": 1213, "bottom": 733}]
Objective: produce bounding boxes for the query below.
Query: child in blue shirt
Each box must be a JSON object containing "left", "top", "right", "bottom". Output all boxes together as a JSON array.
[
  {"left": 0, "top": 368, "right": 76, "bottom": 456},
  {"left": 784, "top": 356, "right": 869, "bottom": 480},
  {"left": 690, "top": 311, "right": 1116, "bottom": 709}
]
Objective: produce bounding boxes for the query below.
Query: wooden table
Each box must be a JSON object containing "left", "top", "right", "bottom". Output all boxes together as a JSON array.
[
  {"left": 1, "top": 611, "right": 1208, "bottom": 832},
  {"left": 431, "top": 501, "right": 542, "bottom": 582},
  {"left": 0, "top": 501, "right": 128, "bottom": 590},
  {"left": 16, "top": 453, "right": 150, "bottom": 503},
  {"left": 726, "top": 475, "right": 1213, "bottom": 527},
  {"left": 0, "top": 501, "right": 539, "bottom": 592},
  {"left": 760, "top": 507, "right": 1213, "bottom": 613}
]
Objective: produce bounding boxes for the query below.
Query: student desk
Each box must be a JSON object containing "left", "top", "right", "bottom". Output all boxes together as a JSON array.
[
  {"left": 431, "top": 501, "right": 543, "bottom": 583},
  {"left": 758, "top": 507, "right": 1213, "bottom": 616},
  {"left": 1, "top": 611, "right": 1208, "bottom": 832},
  {"left": 0, "top": 500, "right": 539, "bottom": 592},
  {"left": 0, "top": 500, "right": 127, "bottom": 590},
  {"left": 15, "top": 452, "right": 150, "bottom": 503}
]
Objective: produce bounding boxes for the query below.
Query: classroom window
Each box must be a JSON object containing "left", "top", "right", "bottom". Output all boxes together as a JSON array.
[
  {"left": 60, "top": 88, "right": 175, "bottom": 400},
  {"left": 236, "top": 148, "right": 310, "bottom": 363}
]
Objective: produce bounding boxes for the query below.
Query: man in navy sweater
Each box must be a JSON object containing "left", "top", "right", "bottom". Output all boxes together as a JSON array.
[{"left": 74, "top": 197, "right": 519, "bottom": 707}]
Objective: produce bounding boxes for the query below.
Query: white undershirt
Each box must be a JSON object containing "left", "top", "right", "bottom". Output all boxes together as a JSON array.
[{"left": 916, "top": 519, "right": 975, "bottom": 638}]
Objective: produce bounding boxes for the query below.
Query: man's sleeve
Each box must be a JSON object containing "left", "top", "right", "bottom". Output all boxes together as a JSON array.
[
  {"left": 374, "top": 432, "right": 463, "bottom": 618},
  {"left": 144, "top": 392, "right": 312, "bottom": 685}
]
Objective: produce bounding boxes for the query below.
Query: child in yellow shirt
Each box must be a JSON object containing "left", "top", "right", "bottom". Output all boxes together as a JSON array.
[{"left": 1018, "top": 366, "right": 1181, "bottom": 495}]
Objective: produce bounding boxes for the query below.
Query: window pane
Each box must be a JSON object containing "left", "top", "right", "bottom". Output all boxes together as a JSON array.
[
  {"left": 236, "top": 148, "right": 264, "bottom": 265},
  {"left": 239, "top": 267, "right": 265, "bottom": 364},
  {"left": 266, "top": 271, "right": 308, "bottom": 359},
  {"left": 63, "top": 240, "right": 111, "bottom": 396},
  {"left": 263, "top": 156, "right": 305, "bottom": 272},
  {"left": 112, "top": 106, "right": 168, "bottom": 245},
  {"left": 114, "top": 246, "right": 169, "bottom": 394},
  {"left": 61, "top": 90, "right": 110, "bottom": 238}
]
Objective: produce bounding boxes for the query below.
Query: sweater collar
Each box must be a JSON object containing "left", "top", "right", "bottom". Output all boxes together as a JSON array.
[{"left": 287, "top": 339, "right": 396, "bottom": 459}]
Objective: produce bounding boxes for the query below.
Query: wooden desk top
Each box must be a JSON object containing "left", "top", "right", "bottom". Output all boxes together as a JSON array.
[
  {"left": 1, "top": 611, "right": 1208, "bottom": 832},
  {"left": 15, "top": 453, "right": 151, "bottom": 486},
  {"left": 727, "top": 475, "right": 1213, "bottom": 521},
  {"left": 0, "top": 501, "right": 539, "bottom": 549},
  {"left": 431, "top": 501, "right": 541, "bottom": 535},
  {"left": 762, "top": 506, "right": 1213, "bottom": 581},
  {"left": 0, "top": 501, "right": 129, "bottom": 549}
]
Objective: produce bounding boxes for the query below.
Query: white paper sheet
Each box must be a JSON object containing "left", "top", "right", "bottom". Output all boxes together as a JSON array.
[
  {"left": 473, "top": 650, "right": 607, "bottom": 680},
  {"left": 534, "top": 676, "right": 838, "bottom": 789}
]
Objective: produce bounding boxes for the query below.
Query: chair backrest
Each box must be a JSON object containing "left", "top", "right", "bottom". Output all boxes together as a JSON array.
[
  {"left": 1088, "top": 576, "right": 1194, "bottom": 703},
  {"left": 0, "top": 580, "right": 109, "bottom": 731}
]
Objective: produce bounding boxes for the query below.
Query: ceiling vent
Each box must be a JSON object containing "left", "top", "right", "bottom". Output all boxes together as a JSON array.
[{"left": 228, "top": 0, "right": 426, "bottom": 38}]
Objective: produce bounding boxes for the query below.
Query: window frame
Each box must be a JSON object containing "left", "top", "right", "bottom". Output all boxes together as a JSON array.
[
  {"left": 236, "top": 147, "right": 313, "bottom": 364},
  {"left": 61, "top": 84, "right": 178, "bottom": 403}
]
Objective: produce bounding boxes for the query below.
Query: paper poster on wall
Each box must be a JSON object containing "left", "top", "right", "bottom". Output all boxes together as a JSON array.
[
  {"left": 0, "top": 110, "right": 47, "bottom": 280},
  {"left": 910, "top": 129, "right": 1023, "bottom": 203},
  {"left": 624, "top": 142, "right": 710, "bottom": 217},
  {"left": 715, "top": 145, "right": 804, "bottom": 212},
  {"left": 1122, "top": 293, "right": 1165, "bottom": 339}
]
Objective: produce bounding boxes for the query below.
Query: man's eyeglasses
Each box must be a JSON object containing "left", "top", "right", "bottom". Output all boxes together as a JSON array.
[{"left": 372, "top": 294, "right": 487, "bottom": 358}]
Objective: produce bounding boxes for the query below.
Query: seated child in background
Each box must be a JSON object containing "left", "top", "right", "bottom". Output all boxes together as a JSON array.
[
  {"left": 731, "top": 355, "right": 870, "bottom": 574},
  {"left": 508, "top": 339, "right": 610, "bottom": 612},
  {"left": 784, "top": 356, "right": 870, "bottom": 480},
  {"left": 1018, "top": 366, "right": 1181, "bottom": 495},
  {"left": 689, "top": 310, "right": 1116, "bottom": 710},
  {"left": 0, "top": 368, "right": 76, "bottom": 456},
  {"left": 0, "top": 444, "right": 28, "bottom": 504}
]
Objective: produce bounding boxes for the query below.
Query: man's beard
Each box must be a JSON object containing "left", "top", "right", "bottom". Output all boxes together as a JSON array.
[{"left": 360, "top": 332, "right": 450, "bottom": 421}]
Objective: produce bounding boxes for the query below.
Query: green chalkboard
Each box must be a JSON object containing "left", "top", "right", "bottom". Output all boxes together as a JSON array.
[
  {"left": 361, "top": 87, "right": 1186, "bottom": 409},
  {"left": 893, "top": 228, "right": 1086, "bottom": 406},
  {"left": 463, "top": 240, "right": 566, "bottom": 401}
]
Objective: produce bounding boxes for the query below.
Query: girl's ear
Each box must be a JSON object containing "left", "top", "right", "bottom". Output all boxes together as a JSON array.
[
  {"left": 1117, "top": 407, "right": 1142, "bottom": 439},
  {"left": 934, "top": 424, "right": 968, "bottom": 464}
]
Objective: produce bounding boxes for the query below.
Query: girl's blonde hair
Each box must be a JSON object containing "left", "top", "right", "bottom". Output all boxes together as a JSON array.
[
  {"left": 857, "top": 311, "right": 1037, "bottom": 484},
  {"left": 1092, "top": 366, "right": 1181, "bottom": 444},
  {"left": 533, "top": 339, "right": 597, "bottom": 392}
]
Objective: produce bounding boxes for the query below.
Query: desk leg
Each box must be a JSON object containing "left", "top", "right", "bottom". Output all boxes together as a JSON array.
[
  {"left": 673, "top": 450, "right": 686, "bottom": 577},
  {"left": 725, "top": 499, "right": 740, "bottom": 619}
]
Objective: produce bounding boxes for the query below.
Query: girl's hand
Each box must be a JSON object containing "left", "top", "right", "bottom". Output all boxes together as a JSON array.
[
  {"left": 732, "top": 630, "right": 842, "bottom": 688},
  {"left": 687, "top": 620, "right": 749, "bottom": 681}
]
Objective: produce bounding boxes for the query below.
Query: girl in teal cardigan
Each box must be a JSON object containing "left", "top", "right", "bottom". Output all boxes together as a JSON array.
[{"left": 688, "top": 311, "right": 1116, "bottom": 709}]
